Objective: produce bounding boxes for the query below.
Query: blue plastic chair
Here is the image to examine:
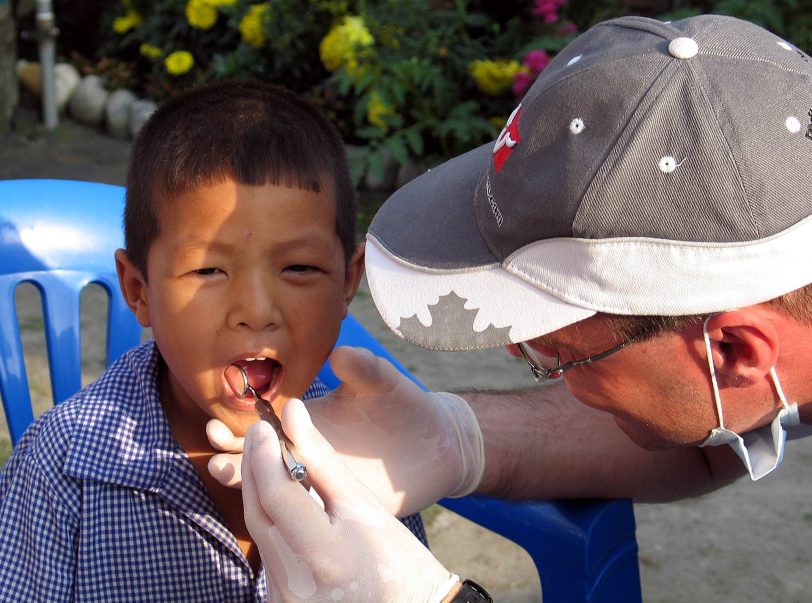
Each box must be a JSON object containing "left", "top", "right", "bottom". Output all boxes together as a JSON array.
[
  {"left": 0, "top": 179, "right": 641, "bottom": 602},
  {"left": 0, "top": 179, "right": 143, "bottom": 444}
]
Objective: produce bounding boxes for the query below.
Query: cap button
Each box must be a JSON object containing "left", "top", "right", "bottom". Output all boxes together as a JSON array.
[{"left": 668, "top": 37, "right": 698, "bottom": 59}]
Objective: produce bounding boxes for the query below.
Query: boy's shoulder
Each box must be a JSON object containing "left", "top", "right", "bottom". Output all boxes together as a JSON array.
[{"left": 6, "top": 341, "right": 171, "bottom": 489}]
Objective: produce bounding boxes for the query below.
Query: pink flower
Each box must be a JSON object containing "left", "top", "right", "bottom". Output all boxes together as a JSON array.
[
  {"left": 512, "top": 71, "right": 534, "bottom": 96},
  {"left": 532, "top": 0, "right": 567, "bottom": 21},
  {"left": 523, "top": 49, "right": 550, "bottom": 73}
]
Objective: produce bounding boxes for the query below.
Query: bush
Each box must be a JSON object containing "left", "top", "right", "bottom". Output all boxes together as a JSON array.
[
  {"left": 64, "top": 0, "right": 811, "bottom": 185},
  {"left": 95, "top": 0, "right": 577, "bottom": 184}
]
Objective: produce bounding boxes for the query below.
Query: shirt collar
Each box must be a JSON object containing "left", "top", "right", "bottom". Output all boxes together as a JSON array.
[{"left": 64, "top": 340, "right": 178, "bottom": 491}]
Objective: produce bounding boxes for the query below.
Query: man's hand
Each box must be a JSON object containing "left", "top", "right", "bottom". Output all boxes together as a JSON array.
[
  {"left": 243, "top": 399, "right": 460, "bottom": 603},
  {"left": 208, "top": 346, "right": 484, "bottom": 516}
]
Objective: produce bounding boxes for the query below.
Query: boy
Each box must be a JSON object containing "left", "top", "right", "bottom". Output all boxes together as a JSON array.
[{"left": 0, "top": 80, "right": 426, "bottom": 601}]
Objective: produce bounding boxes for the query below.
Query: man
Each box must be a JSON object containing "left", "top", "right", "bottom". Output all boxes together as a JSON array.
[{"left": 228, "top": 14, "right": 812, "bottom": 602}]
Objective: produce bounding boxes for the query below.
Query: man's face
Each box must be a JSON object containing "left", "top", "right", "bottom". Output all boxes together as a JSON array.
[
  {"left": 126, "top": 178, "right": 363, "bottom": 436},
  {"left": 514, "top": 318, "right": 720, "bottom": 450}
]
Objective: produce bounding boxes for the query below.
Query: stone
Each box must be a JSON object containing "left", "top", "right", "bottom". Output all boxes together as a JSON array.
[
  {"left": 17, "top": 61, "right": 79, "bottom": 113},
  {"left": 104, "top": 88, "right": 136, "bottom": 139},
  {"left": 68, "top": 74, "right": 109, "bottom": 126},
  {"left": 128, "top": 98, "right": 157, "bottom": 139},
  {"left": 54, "top": 63, "right": 80, "bottom": 112},
  {"left": 16, "top": 59, "right": 41, "bottom": 97}
]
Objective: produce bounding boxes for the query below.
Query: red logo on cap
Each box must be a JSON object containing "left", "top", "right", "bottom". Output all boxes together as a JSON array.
[{"left": 493, "top": 104, "right": 522, "bottom": 173}]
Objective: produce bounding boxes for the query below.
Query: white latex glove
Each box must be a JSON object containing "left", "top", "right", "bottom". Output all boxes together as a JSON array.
[
  {"left": 242, "top": 399, "right": 460, "bottom": 603},
  {"left": 207, "top": 420, "right": 245, "bottom": 487},
  {"left": 208, "top": 345, "right": 484, "bottom": 516}
]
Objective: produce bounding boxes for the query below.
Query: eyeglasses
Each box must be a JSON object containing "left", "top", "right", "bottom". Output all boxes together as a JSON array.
[{"left": 516, "top": 337, "right": 638, "bottom": 382}]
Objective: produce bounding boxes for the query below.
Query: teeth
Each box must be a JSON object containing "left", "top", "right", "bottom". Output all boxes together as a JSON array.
[{"left": 244, "top": 357, "right": 267, "bottom": 361}]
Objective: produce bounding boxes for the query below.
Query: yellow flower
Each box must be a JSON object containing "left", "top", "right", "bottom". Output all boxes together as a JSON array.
[
  {"left": 209, "top": 0, "right": 237, "bottom": 5},
  {"left": 165, "top": 50, "right": 195, "bottom": 76},
  {"left": 367, "top": 91, "right": 393, "bottom": 130},
  {"left": 186, "top": 0, "right": 218, "bottom": 30},
  {"left": 469, "top": 59, "right": 526, "bottom": 97},
  {"left": 319, "top": 15, "right": 374, "bottom": 74},
  {"left": 239, "top": 3, "right": 270, "bottom": 49},
  {"left": 112, "top": 8, "right": 143, "bottom": 34},
  {"left": 139, "top": 43, "right": 163, "bottom": 61},
  {"left": 489, "top": 115, "right": 507, "bottom": 129}
]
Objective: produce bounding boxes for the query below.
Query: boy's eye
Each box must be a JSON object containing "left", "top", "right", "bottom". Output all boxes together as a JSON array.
[
  {"left": 194, "top": 267, "right": 222, "bottom": 276},
  {"left": 286, "top": 265, "right": 315, "bottom": 273}
]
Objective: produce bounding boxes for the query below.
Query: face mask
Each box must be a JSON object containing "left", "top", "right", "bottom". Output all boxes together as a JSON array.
[{"left": 698, "top": 316, "right": 800, "bottom": 480}]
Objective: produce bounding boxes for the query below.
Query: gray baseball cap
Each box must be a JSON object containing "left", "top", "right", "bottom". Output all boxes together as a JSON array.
[{"left": 366, "top": 14, "right": 812, "bottom": 351}]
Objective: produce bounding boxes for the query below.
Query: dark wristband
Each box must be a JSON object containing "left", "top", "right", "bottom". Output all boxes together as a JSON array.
[{"left": 449, "top": 579, "right": 493, "bottom": 603}]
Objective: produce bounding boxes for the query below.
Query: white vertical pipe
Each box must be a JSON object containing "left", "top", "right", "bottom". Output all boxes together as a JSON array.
[{"left": 36, "top": 0, "right": 57, "bottom": 129}]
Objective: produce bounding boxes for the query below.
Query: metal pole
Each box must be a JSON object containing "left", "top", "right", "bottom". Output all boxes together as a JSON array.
[{"left": 35, "top": 0, "right": 57, "bottom": 129}]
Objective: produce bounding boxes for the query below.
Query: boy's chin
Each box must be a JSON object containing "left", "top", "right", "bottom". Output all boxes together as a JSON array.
[{"left": 217, "top": 392, "right": 302, "bottom": 437}]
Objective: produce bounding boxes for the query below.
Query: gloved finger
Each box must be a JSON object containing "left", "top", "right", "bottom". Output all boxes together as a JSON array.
[
  {"left": 264, "top": 572, "right": 284, "bottom": 603},
  {"left": 281, "top": 398, "right": 389, "bottom": 517},
  {"left": 327, "top": 345, "right": 406, "bottom": 397},
  {"left": 206, "top": 419, "right": 245, "bottom": 452},
  {"left": 243, "top": 420, "right": 331, "bottom": 547},
  {"left": 241, "top": 426, "right": 286, "bottom": 596},
  {"left": 207, "top": 452, "right": 243, "bottom": 488}
]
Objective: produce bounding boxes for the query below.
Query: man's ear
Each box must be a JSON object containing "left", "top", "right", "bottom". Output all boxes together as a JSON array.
[
  {"left": 341, "top": 243, "right": 365, "bottom": 317},
  {"left": 703, "top": 309, "right": 779, "bottom": 387},
  {"left": 115, "top": 248, "right": 152, "bottom": 328}
]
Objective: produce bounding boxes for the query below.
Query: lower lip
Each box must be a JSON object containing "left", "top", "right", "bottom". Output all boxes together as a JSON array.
[
  {"left": 223, "top": 394, "right": 259, "bottom": 413},
  {"left": 222, "top": 381, "right": 280, "bottom": 413}
]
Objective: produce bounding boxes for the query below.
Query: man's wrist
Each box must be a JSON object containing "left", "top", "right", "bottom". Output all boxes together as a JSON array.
[
  {"left": 441, "top": 579, "right": 493, "bottom": 603},
  {"left": 439, "top": 579, "right": 463, "bottom": 603}
]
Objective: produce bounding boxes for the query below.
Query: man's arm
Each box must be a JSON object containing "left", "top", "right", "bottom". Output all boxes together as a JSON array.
[
  {"left": 466, "top": 383, "right": 746, "bottom": 502},
  {"left": 209, "top": 348, "right": 747, "bottom": 513}
]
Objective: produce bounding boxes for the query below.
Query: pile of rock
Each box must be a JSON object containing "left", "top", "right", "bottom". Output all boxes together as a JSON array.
[
  {"left": 15, "top": 60, "right": 423, "bottom": 189},
  {"left": 16, "top": 60, "right": 156, "bottom": 140}
]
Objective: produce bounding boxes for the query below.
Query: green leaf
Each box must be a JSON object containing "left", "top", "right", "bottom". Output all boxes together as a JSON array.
[
  {"left": 367, "top": 148, "right": 387, "bottom": 183},
  {"left": 383, "top": 134, "right": 410, "bottom": 165},
  {"left": 355, "top": 126, "right": 387, "bottom": 140},
  {"left": 403, "top": 127, "right": 424, "bottom": 156}
]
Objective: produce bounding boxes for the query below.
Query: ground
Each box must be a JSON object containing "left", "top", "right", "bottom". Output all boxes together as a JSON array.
[{"left": 1, "top": 112, "right": 810, "bottom": 602}]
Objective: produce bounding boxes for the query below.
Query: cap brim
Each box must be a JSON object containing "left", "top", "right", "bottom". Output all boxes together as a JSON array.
[{"left": 366, "top": 143, "right": 595, "bottom": 351}]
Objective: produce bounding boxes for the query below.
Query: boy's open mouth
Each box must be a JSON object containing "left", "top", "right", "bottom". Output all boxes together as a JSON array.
[{"left": 224, "top": 357, "right": 282, "bottom": 401}]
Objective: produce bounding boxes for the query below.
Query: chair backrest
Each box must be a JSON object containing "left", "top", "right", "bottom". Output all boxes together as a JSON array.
[{"left": 0, "top": 179, "right": 143, "bottom": 444}]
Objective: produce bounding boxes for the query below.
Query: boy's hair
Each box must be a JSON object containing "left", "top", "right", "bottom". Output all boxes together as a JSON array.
[{"left": 124, "top": 79, "right": 357, "bottom": 279}]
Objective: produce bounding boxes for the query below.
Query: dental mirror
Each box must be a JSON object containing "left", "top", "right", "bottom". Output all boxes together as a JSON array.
[{"left": 225, "top": 363, "right": 307, "bottom": 482}]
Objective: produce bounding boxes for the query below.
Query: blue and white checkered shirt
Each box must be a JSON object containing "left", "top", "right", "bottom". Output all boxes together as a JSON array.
[{"left": 0, "top": 340, "right": 426, "bottom": 602}]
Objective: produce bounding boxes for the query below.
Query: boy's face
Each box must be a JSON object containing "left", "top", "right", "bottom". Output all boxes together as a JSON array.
[{"left": 117, "top": 178, "right": 364, "bottom": 436}]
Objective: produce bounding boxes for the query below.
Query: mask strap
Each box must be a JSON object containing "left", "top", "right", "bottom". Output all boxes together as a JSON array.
[
  {"left": 769, "top": 367, "right": 792, "bottom": 412},
  {"left": 705, "top": 314, "right": 792, "bottom": 421},
  {"left": 702, "top": 315, "right": 726, "bottom": 429}
]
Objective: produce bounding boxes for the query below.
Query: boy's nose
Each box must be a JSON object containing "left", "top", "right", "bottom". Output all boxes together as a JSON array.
[{"left": 228, "top": 276, "right": 282, "bottom": 330}]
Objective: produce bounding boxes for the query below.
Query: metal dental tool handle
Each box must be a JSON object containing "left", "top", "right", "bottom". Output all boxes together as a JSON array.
[
  {"left": 254, "top": 397, "right": 308, "bottom": 482},
  {"left": 226, "top": 364, "right": 308, "bottom": 482}
]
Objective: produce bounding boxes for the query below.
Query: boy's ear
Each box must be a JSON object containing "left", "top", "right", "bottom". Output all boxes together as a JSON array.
[
  {"left": 341, "top": 243, "right": 365, "bottom": 316},
  {"left": 703, "top": 309, "right": 779, "bottom": 387},
  {"left": 115, "top": 248, "right": 152, "bottom": 328}
]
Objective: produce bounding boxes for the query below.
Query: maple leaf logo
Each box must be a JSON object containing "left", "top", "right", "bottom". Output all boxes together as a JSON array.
[{"left": 397, "top": 291, "right": 512, "bottom": 350}]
